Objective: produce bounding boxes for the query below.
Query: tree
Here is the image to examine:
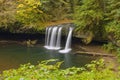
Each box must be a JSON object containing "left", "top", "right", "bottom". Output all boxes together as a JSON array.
[
  {"left": 104, "top": 0, "right": 120, "bottom": 46},
  {"left": 16, "top": 0, "right": 45, "bottom": 28},
  {"left": 74, "top": 0, "right": 105, "bottom": 43},
  {"left": 41, "top": 0, "right": 71, "bottom": 21},
  {"left": 0, "top": 0, "right": 17, "bottom": 28}
]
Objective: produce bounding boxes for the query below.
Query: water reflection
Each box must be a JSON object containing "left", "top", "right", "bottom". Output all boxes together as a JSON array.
[
  {"left": 64, "top": 54, "right": 72, "bottom": 68},
  {"left": 0, "top": 43, "right": 96, "bottom": 72}
]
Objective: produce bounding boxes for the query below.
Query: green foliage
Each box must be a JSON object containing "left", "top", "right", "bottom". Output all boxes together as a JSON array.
[
  {"left": 104, "top": 0, "right": 120, "bottom": 42},
  {"left": 117, "top": 48, "right": 120, "bottom": 63},
  {"left": 74, "top": 0, "right": 104, "bottom": 35},
  {"left": 106, "top": 22, "right": 120, "bottom": 39},
  {"left": 0, "top": 59, "right": 120, "bottom": 80},
  {"left": 0, "top": 0, "right": 79, "bottom": 33},
  {"left": 0, "top": 0, "right": 120, "bottom": 38},
  {"left": 41, "top": 0, "right": 72, "bottom": 21},
  {"left": 0, "top": 0, "right": 17, "bottom": 28},
  {"left": 16, "top": 0, "right": 46, "bottom": 29},
  {"left": 103, "top": 42, "right": 116, "bottom": 52},
  {"left": 74, "top": 0, "right": 120, "bottom": 43},
  {"left": 15, "top": 0, "right": 80, "bottom": 31}
]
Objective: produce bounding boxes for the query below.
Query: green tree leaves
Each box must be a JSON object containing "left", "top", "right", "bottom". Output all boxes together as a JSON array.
[
  {"left": 74, "top": 0, "right": 105, "bottom": 43},
  {"left": 74, "top": 0, "right": 120, "bottom": 44},
  {"left": 1, "top": 59, "right": 119, "bottom": 80},
  {"left": 0, "top": 0, "right": 77, "bottom": 32},
  {"left": 16, "top": 0, "right": 44, "bottom": 28},
  {"left": 41, "top": 0, "right": 71, "bottom": 21},
  {"left": 0, "top": 0, "right": 17, "bottom": 28},
  {"left": 104, "top": 0, "right": 120, "bottom": 45}
]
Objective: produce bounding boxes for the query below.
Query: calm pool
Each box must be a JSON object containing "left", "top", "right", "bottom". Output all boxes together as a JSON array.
[{"left": 0, "top": 42, "right": 96, "bottom": 73}]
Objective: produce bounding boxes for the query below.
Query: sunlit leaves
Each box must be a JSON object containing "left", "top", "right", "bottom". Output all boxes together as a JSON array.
[
  {"left": 16, "top": 0, "right": 43, "bottom": 27},
  {"left": 1, "top": 59, "right": 120, "bottom": 80},
  {"left": 104, "top": 0, "right": 120, "bottom": 43},
  {"left": 0, "top": 0, "right": 17, "bottom": 28}
]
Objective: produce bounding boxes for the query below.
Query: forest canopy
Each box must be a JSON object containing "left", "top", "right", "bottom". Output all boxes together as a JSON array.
[{"left": 0, "top": 0, "right": 120, "bottom": 44}]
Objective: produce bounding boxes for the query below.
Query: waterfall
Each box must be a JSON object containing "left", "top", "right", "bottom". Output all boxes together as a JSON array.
[
  {"left": 47, "top": 27, "right": 52, "bottom": 46},
  {"left": 44, "top": 27, "right": 52, "bottom": 48},
  {"left": 56, "top": 27, "right": 62, "bottom": 49},
  {"left": 44, "top": 26, "right": 63, "bottom": 50},
  {"left": 44, "top": 26, "right": 74, "bottom": 53},
  {"left": 49, "top": 27, "right": 58, "bottom": 49},
  {"left": 59, "top": 27, "right": 74, "bottom": 53},
  {"left": 45, "top": 27, "right": 48, "bottom": 46}
]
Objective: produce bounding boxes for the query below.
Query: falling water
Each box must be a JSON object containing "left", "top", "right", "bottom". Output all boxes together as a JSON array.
[
  {"left": 44, "top": 26, "right": 74, "bottom": 53},
  {"left": 47, "top": 27, "right": 58, "bottom": 49},
  {"left": 55, "top": 27, "right": 62, "bottom": 49},
  {"left": 45, "top": 26, "right": 63, "bottom": 50},
  {"left": 59, "top": 27, "right": 74, "bottom": 53},
  {"left": 45, "top": 27, "right": 48, "bottom": 46},
  {"left": 44, "top": 27, "right": 52, "bottom": 48}
]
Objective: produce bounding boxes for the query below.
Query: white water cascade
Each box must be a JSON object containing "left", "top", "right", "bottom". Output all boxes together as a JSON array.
[
  {"left": 56, "top": 27, "right": 62, "bottom": 49},
  {"left": 49, "top": 27, "right": 58, "bottom": 49},
  {"left": 44, "top": 26, "right": 74, "bottom": 53},
  {"left": 44, "top": 27, "right": 52, "bottom": 49},
  {"left": 44, "top": 26, "right": 63, "bottom": 50},
  {"left": 45, "top": 27, "right": 48, "bottom": 46},
  {"left": 59, "top": 27, "right": 74, "bottom": 53}
]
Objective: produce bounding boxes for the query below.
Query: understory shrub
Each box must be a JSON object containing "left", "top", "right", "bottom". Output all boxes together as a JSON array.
[
  {"left": 0, "top": 59, "right": 120, "bottom": 80},
  {"left": 103, "top": 42, "right": 116, "bottom": 53}
]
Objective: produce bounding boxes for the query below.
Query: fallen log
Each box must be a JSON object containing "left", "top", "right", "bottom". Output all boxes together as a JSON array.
[{"left": 75, "top": 51, "right": 114, "bottom": 57}]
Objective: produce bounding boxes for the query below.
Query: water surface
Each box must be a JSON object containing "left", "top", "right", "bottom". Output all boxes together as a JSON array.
[{"left": 0, "top": 43, "right": 96, "bottom": 72}]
